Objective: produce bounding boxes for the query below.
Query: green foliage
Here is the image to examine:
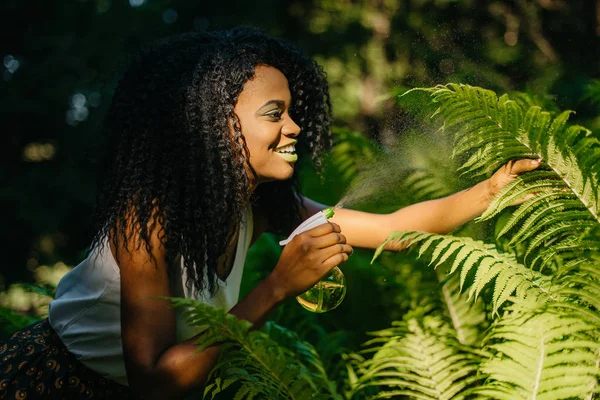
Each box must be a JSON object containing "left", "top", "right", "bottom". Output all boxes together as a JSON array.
[
  {"left": 0, "top": 263, "right": 70, "bottom": 337},
  {"left": 351, "top": 274, "right": 488, "bottom": 400},
  {"left": 437, "top": 274, "right": 487, "bottom": 347},
  {"left": 233, "top": 83, "right": 600, "bottom": 399},
  {"left": 4, "top": 82, "right": 599, "bottom": 399},
  {"left": 355, "top": 84, "right": 600, "bottom": 399},
  {"left": 401, "top": 169, "right": 453, "bottom": 204},
  {"left": 169, "top": 298, "right": 342, "bottom": 400},
  {"left": 8, "top": 0, "right": 595, "bottom": 287},
  {"left": 407, "top": 84, "right": 600, "bottom": 271},
  {"left": 475, "top": 307, "right": 600, "bottom": 400},
  {"left": 328, "top": 127, "right": 380, "bottom": 186},
  {"left": 354, "top": 313, "right": 483, "bottom": 400},
  {"left": 0, "top": 306, "right": 40, "bottom": 337},
  {"left": 372, "top": 232, "right": 553, "bottom": 314},
  {"left": 582, "top": 80, "right": 600, "bottom": 109}
]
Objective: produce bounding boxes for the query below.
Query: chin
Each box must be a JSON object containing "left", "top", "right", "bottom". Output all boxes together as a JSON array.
[
  {"left": 282, "top": 164, "right": 296, "bottom": 179},
  {"left": 261, "top": 167, "right": 295, "bottom": 183}
]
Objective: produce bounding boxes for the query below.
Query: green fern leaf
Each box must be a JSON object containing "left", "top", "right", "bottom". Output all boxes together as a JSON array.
[
  {"left": 510, "top": 209, "right": 590, "bottom": 246},
  {"left": 355, "top": 314, "right": 483, "bottom": 400},
  {"left": 524, "top": 221, "right": 598, "bottom": 266},
  {"left": 166, "top": 298, "right": 341, "bottom": 400},
  {"left": 438, "top": 273, "right": 487, "bottom": 346},
  {"left": 498, "top": 196, "right": 581, "bottom": 240},
  {"left": 373, "top": 231, "right": 553, "bottom": 314},
  {"left": 476, "top": 309, "right": 600, "bottom": 400},
  {"left": 410, "top": 84, "right": 600, "bottom": 273},
  {"left": 458, "top": 250, "right": 486, "bottom": 291},
  {"left": 404, "top": 169, "right": 454, "bottom": 202},
  {"left": 411, "top": 84, "right": 600, "bottom": 226},
  {"left": 479, "top": 176, "right": 562, "bottom": 221},
  {"left": 510, "top": 91, "right": 559, "bottom": 115}
]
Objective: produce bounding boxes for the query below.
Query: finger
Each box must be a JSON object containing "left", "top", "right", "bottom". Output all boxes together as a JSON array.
[
  {"left": 322, "top": 251, "right": 350, "bottom": 270},
  {"left": 511, "top": 192, "right": 536, "bottom": 206},
  {"left": 305, "top": 222, "right": 341, "bottom": 237},
  {"left": 509, "top": 158, "right": 542, "bottom": 175},
  {"left": 521, "top": 193, "right": 536, "bottom": 202},
  {"left": 321, "top": 243, "right": 353, "bottom": 262},
  {"left": 311, "top": 232, "right": 347, "bottom": 249}
]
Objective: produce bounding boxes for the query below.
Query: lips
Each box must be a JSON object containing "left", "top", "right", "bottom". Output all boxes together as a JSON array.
[{"left": 274, "top": 140, "right": 298, "bottom": 162}]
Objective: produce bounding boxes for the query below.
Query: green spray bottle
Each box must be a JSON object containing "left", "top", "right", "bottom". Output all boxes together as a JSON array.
[{"left": 279, "top": 207, "right": 347, "bottom": 312}]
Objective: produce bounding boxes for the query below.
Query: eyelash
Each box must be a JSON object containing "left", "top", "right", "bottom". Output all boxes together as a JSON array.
[{"left": 267, "top": 111, "right": 283, "bottom": 120}]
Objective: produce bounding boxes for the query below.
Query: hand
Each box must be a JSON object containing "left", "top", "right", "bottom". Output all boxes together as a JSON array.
[
  {"left": 487, "top": 158, "right": 542, "bottom": 203},
  {"left": 267, "top": 222, "right": 353, "bottom": 300}
]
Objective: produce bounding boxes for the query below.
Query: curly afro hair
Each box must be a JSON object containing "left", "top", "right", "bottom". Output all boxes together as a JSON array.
[{"left": 91, "top": 27, "right": 333, "bottom": 295}]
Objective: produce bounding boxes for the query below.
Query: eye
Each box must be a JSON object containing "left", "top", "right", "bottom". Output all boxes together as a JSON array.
[{"left": 266, "top": 110, "right": 283, "bottom": 120}]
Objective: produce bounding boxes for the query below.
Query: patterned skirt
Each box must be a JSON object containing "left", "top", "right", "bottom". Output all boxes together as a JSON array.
[{"left": 0, "top": 319, "right": 136, "bottom": 399}]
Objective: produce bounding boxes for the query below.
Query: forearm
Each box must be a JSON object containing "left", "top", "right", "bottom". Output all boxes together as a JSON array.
[
  {"left": 307, "top": 159, "right": 538, "bottom": 251},
  {"left": 390, "top": 179, "right": 492, "bottom": 234},
  {"left": 134, "top": 278, "right": 283, "bottom": 400}
]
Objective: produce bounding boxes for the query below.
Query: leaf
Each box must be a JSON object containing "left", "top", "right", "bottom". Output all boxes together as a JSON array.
[
  {"left": 166, "top": 298, "right": 342, "bottom": 399},
  {"left": 374, "top": 231, "right": 552, "bottom": 314},
  {"left": 355, "top": 314, "right": 483, "bottom": 400},
  {"left": 476, "top": 308, "right": 600, "bottom": 400},
  {"left": 408, "top": 84, "right": 600, "bottom": 271}
]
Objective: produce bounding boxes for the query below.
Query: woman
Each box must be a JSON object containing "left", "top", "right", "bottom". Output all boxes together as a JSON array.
[{"left": 0, "top": 27, "right": 539, "bottom": 399}]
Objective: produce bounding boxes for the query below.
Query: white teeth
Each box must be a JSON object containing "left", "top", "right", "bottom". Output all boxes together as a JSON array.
[{"left": 275, "top": 144, "right": 296, "bottom": 154}]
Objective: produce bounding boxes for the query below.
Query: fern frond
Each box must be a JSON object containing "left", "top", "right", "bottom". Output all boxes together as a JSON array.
[
  {"left": 403, "top": 169, "right": 454, "bottom": 202},
  {"left": 414, "top": 84, "right": 531, "bottom": 175},
  {"left": 168, "top": 298, "right": 341, "bottom": 400},
  {"left": 497, "top": 194, "right": 580, "bottom": 240},
  {"left": 354, "top": 314, "right": 483, "bottom": 400},
  {"left": 437, "top": 272, "right": 487, "bottom": 346},
  {"left": 329, "top": 127, "right": 378, "bottom": 184},
  {"left": 261, "top": 322, "right": 341, "bottom": 396},
  {"left": 475, "top": 308, "right": 600, "bottom": 400},
  {"left": 531, "top": 238, "right": 600, "bottom": 272},
  {"left": 522, "top": 221, "right": 597, "bottom": 262},
  {"left": 410, "top": 84, "right": 600, "bottom": 272},
  {"left": 550, "top": 262, "right": 600, "bottom": 326},
  {"left": 414, "top": 84, "right": 600, "bottom": 221},
  {"left": 479, "top": 171, "right": 559, "bottom": 219},
  {"left": 372, "top": 231, "right": 554, "bottom": 314},
  {"left": 510, "top": 91, "right": 559, "bottom": 115}
]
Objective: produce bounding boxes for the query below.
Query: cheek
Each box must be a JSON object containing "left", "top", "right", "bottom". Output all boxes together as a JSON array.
[
  {"left": 243, "top": 134, "right": 271, "bottom": 170},
  {"left": 244, "top": 135, "right": 268, "bottom": 158},
  {"left": 244, "top": 126, "right": 275, "bottom": 156}
]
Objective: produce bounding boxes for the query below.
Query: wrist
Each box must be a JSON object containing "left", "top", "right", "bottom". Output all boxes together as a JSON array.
[
  {"left": 481, "top": 178, "right": 495, "bottom": 204},
  {"left": 261, "top": 273, "right": 287, "bottom": 306}
]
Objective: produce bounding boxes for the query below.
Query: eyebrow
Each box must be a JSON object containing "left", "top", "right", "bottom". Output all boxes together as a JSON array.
[{"left": 258, "top": 100, "right": 286, "bottom": 110}]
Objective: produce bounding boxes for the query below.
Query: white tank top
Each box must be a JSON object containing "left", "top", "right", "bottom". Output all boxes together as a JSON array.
[{"left": 48, "top": 208, "right": 253, "bottom": 386}]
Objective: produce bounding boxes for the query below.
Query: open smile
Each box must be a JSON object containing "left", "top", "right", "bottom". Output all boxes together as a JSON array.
[{"left": 274, "top": 141, "right": 298, "bottom": 162}]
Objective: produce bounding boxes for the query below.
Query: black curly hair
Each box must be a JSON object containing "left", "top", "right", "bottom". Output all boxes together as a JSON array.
[{"left": 91, "top": 27, "right": 333, "bottom": 295}]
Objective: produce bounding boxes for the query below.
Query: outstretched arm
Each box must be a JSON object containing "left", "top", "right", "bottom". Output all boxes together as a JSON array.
[{"left": 300, "top": 159, "right": 541, "bottom": 250}]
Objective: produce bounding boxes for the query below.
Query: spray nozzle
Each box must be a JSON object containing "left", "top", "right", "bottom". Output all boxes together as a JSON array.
[{"left": 322, "top": 207, "right": 335, "bottom": 219}]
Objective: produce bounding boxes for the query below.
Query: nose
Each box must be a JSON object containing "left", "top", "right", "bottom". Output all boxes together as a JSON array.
[{"left": 282, "top": 116, "right": 301, "bottom": 138}]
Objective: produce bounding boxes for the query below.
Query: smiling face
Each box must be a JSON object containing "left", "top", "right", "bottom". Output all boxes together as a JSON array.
[{"left": 234, "top": 65, "right": 301, "bottom": 186}]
